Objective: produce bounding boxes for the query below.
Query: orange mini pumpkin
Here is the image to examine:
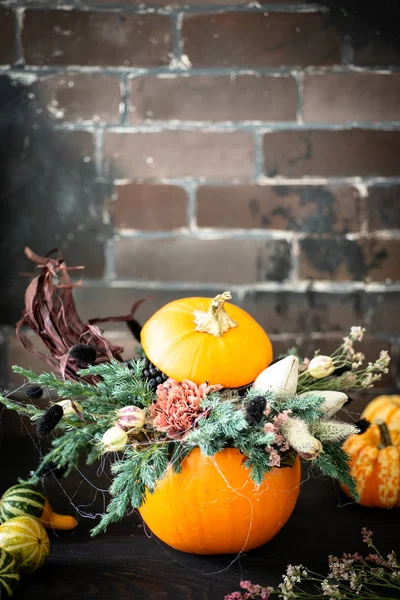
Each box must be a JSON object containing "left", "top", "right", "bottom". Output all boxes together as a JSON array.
[
  {"left": 139, "top": 447, "right": 301, "bottom": 554},
  {"left": 342, "top": 421, "right": 400, "bottom": 508},
  {"left": 140, "top": 292, "right": 273, "bottom": 388},
  {"left": 362, "top": 395, "right": 400, "bottom": 432}
]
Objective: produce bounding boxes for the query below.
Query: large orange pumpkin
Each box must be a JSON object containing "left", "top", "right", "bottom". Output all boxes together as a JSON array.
[
  {"left": 362, "top": 395, "right": 400, "bottom": 432},
  {"left": 140, "top": 292, "right": 273, "bottom": 388},
  {"left": 138, "top": 448, "right": 301, "bottom": 554},
  {"left": 342, "top": 421, "right": 400, "bottom": 508}
]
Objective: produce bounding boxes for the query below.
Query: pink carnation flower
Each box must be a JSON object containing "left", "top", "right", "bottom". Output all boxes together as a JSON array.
[{"left": 149, "top": 378, "right": 222, "bottom": 440}]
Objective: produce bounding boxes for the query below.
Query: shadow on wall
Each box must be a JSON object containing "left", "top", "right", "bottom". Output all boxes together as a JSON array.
[
  {"left": 0, "top": 74, "right": 111, "bottom": 326},
  {"left": 329, "top": 0, "right": 400, "bottom": 57}
]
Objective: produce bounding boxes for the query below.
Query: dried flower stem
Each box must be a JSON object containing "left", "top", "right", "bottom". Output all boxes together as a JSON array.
[{"left": 225, "top": 529, "right": 400, "bottom": 600}]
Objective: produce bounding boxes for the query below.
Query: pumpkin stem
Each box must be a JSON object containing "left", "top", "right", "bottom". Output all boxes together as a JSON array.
[
  {"left": 376, "top": 419, "right": 392, "bottom": 448},
  {"left": 193, "top": 291, "right": 238, "bottom": 337}
]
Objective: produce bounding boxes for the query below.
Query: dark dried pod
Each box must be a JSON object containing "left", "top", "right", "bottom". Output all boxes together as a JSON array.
[
  {"left": 126, "top": 319, "right": 142, "bottom": 343},
  {"left": 25, "top": 385, "right": 43, "bottom": 400},
  {"left": 245, "top": 396, "right": 267, "bottom": 425},
  {"left": 355, "top": 418, "right": 371, "bottom": 435},
  {"left": 332, "top": 365, "right": 352, "bottom": 377},
  {"left": 36, "top": 405, "right": 64, "bottom": 438},
  {"left": 69, "top": 344, "right": 97, "bottom": 367},
  {"left": 36, "top": 461, "right": 68, "bottom": 479}
]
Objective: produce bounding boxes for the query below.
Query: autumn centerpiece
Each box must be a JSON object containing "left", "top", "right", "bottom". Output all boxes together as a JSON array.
[{"left": 0, "top": 250, "right": 392, "bottom": 555}]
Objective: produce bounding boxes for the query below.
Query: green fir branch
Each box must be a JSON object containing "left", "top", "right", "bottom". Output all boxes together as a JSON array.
[
  {"left": 78, "top": 360, "right": 153, "bottom": 407},
  {"left": 91, "top": 444, "right": 169, "bottom": 536},
  {"left": 0, "top": 394, "right": 44, "bottom": 418},
  {"left": 185, "top": 395, "right": 248, "bottom": 456},
  {"left": 167, "top": 441, "right": 192, "bottom": 474},
  {"left": 234, "top": 428, "right": 276, "bottom": 484},
  {"left": 281, "top": 393, "right": 325, "bottom": 423},
  {"left": 12, "top": 366, "right": 100, "bottom": 399},
  {"left": 243, "top": 449, "right": 273, "bottom": 485},
  {"left": 29, "top": 424, "right": 105, "bottom": 484},
  {"left": 314, "top": 442, "right": 359, "bottom": 500}
]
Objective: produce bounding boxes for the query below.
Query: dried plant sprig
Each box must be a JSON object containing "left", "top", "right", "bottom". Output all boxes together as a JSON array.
[
  {"left": 225, "top": 529, "right": 400, "bottom": 600},
  {"left": 17, "top": 247, "right": 145, "bottom": 382},
  {"left": 297, "top": 327, "right": 391, "bottom": 393}
]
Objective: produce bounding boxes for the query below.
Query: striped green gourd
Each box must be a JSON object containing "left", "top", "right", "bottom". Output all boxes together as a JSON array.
[
  {"left": 0, "top": 547, "right": 20, "bottom": 597},
  {"left": 0, "top": 485, "right": 44, "bottom": 523},
  {"left": 0, "top": 516, "right": 50, "bottom": 575},
  {"left": 0, "top": 484, "right": 77, "bottom": 530}
]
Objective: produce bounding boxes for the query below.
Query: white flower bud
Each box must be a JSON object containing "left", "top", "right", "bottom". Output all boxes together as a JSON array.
[
  {"left": 281, "top": 417, "right": 322, "bottom": 460},
  {"left": 308, "top": 356, "right": 335, "bottom": 379},
  {"left": 297, "top": 390, "right": 348, "bottom": 418},
  {"left": 116, "top": 406, "right": 146, "bottom": 433},
  {"left": 56, "top": 399, "right": 83, "bottom": 416},
  {"left": 253, "top": 356, "right": 299, "bottom": 400},
  {"left": 102, "top": 426, "right": 128, "bottom": 452}
]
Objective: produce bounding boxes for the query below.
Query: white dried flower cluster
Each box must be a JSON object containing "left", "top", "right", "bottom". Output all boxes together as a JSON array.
[{"left": 350, "top": 352, "right": 365, "bottom": 369}]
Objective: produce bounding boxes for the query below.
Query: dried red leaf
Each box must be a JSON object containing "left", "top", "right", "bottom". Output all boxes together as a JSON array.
[{"left": 16, "top": 248, "right": 144, "bottom": 381}]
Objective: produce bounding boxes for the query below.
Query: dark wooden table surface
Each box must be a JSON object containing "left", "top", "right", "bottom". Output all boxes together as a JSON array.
[{"left": 1, "top": 436, "right": 399, "bottom": 600}]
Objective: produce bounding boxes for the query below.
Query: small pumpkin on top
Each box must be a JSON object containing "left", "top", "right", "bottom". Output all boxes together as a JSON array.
[
  {"left": 342, "top": 420, "right": 400, "bottom": 508},
  {"left": 140, "top": 291, "right": 273, "bottom": 388},
  {"left": 0, "top": 484, "right": 77, "bottom": 530}
]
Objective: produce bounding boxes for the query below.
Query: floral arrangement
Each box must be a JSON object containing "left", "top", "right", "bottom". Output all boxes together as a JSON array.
[
  {"left": 0, "top": 250, "right": 391, "bottom": 539},
  {"left": 225, "top": 528, "right": 400, "bottom": 600}
]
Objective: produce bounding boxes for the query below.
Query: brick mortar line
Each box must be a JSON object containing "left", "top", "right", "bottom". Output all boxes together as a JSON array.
[
  {"left": 116, "top": 228, "right": 302, "bottom": 240},
  {"left": 110, "top": 176, "right": 400, "bottom": 186},
  {"left": 49, "top": 122, "right": 400, "bottom": 132},
  {"left": 253, "top": 132, "right": 265, "bottom": 179},
  {"left": 104, "top": 238, "right": 116, "bottom": 281},
  {"left": 184, "top": 182, "right": 197, "bottom": 232},
  {"left": 172, "top": 13, "right": 184, "bottom": 64},
  {"left": 119, "top": 74, "right": 130, "bottom": 126},
  {"left": 11, "top": 327, "right": 400, "bottom": 347},
  {"left": 14, "top": 7, "right": 24, "bottom": 66},
  {"left": 340, "top": 33, "right": 354, "bottom": 66},
  {"left": 115, "top": 228, "right": 400, "bottom": 241},
  {"left": 294, "top": 71, "right": 304, "bottom": 124},
  {"left": 347, "top": 231, "right": 400, "bottom": 241},
  {"left": 75, "top": 279, "right": 400, "bottom": 293},
  {"left": 2, "top": 65, "right": 400, "bottom": 76},
  {"left": 290, "top": 237, "right": 300, "bottom": 284},
  {"left": 94, "top": 129, "right": 104, "bottom": 178},
  {"left": 12, "top": 3, "right": 327, "bottom": 15}
]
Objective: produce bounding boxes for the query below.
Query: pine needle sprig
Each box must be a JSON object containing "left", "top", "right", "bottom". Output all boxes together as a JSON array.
[
  {"left": 168, "top": 441, "right": 192, "bottom": 474},
  {"left": 12, "top": 366, "right": 100, "bottom": 399},
  {"left": 314, "top": 441, "right": 359, "bottom": 500},
  {"left": 185, "top": 395, "right": 248, "bottom": 456},
  {"left": 29, "top": 425, "right": 104, "bottom": 485},
  {"left": 280, "top": 393, "right": 325, "bottom": 423},
  {"left": 78, "top": 359, "right": 154, "bottom": 408},
  {"left": 0, "top": 394, "right": 44, "bottom": 418},
  {"left": 90, "top": 444, "right": 170, "bottom": 536},
  {"left": 234, "top": 428, "right": 276, "bottom": 484}
]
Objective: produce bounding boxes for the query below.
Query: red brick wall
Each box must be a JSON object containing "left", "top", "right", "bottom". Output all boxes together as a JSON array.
[{"left": 0, "top": 0, "right": 400, "bottom": 403}]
